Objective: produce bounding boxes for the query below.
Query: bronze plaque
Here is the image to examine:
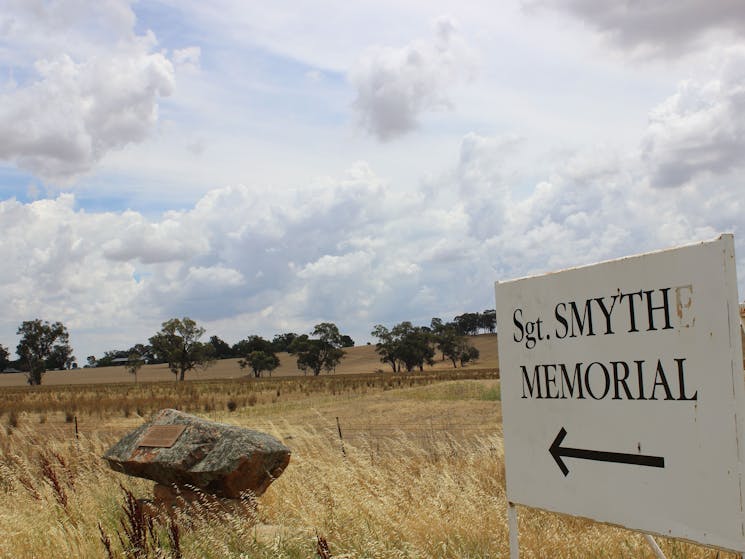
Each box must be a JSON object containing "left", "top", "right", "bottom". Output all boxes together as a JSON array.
[{"left": 138, "top": 424, "right": 186, "bottom": 448}]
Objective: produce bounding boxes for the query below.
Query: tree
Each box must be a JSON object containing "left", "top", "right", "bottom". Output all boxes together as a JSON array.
[
  {"left": 239, "top": 351, "right": 280, "bottom": 378},
  {"left": 371, "top": 324, "right": 399, "bottom": 372},
  {"left": 438, "top": 328, "right": 462, "bottom": 368},
  {"left": 46, "top": 343, "right": 75, "bottom": 370},
  {"left": 312, "top": 322, "right": 347, "bottom": 373},
  {"left": 128, "top": 343, "right": 153, "bottom": 363},
  {"left": 16, "top": 319, "right": 72, "bottom": 385},
  {"left": 233, "top": 335, "right": 273, "bottom": 357},
  {"left": 126, "top": 353, "right": 145, "bottom": 383},
  {"left": 429, "top": 317, "right": 448, "bottom": 361},
  {"left": 234, "top": 336, "right": 280, "bottom": 378},
  {"left": 460, "top": 345, "right": 480, "bottom": 367},
  {"left": 209, "top": 335, "right": 233, "bottom": 359},
  {"left": 0, "top": 344, "right": 9, "bottom": 372},
  {"left": 148, "top": 317, "right": 215, "bottom": 381},
  {"left": 372, "top": 322, "right": 435, "bottom": 373},
  {"left": 481, "top": 309, "right": 497, "bottom": 333},
  {"left": 313, "top": 322, "right": 344, "bottom": 347},
  {"left": 86, "top": 355, "right": 96, "bottom": 367},
  {"left": 435, "top": 326, "right": 479, "bottom": 368},
  {"left": 271, "top": 333, "right": 298, "bottom": 353},
  {"left": 453, "top": 313, "right": 480, "bottom": 336},
  {"left": 393, "top": 323, "right": 434, "bottom": 372},
  {"left": 288, "top": 323, "right": 347, "bottom": 376}
]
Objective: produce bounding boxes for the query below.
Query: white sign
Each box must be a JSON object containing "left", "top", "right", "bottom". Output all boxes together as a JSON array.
[{"left": 495, "top": 235, "right": 745, "bottom": 553}]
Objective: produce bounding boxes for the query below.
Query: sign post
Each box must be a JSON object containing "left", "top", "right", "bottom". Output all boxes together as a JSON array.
[{"left": 495, "top": 235, "right": 745, "bottom": 555}]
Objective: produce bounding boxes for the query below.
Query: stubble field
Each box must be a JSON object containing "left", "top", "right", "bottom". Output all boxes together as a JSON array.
[{"left": 0, "top": 335, "right": 737, "bottom": 558}]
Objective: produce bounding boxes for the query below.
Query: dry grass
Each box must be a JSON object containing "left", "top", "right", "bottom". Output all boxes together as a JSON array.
[
  {"left": 0, "top": 369, "right": 499, "bottom": 436},
  {"left": 0, "top": 374, "right": 736, "bottom": 558}
]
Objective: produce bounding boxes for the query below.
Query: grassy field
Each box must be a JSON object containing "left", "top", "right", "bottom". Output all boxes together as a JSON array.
[
  {"left": 0, "top": 334, "right": 500, "bottom": 387},
  {"left": 0, "top": 333, "right": 738, "bottom": 558},
  {"left": 0, "top": 364, "right": 736, "bottom": 558}
]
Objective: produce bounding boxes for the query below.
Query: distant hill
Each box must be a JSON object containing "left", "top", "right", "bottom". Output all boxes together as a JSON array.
[{"left": 0, "top": 334, "right": 499, "bottom": 387}]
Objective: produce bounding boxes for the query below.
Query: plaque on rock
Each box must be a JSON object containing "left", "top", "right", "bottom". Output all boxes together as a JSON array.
[
  {"left": 104, "top": 409, "right": 292, "bottom": 499},
  {"left": 139, "top": 424, "right": 187, "bottom": 448}
]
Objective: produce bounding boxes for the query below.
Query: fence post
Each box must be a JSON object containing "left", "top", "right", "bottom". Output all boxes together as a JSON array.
[{"left": 336, "top": 416, "right": 346, "bottom": 457}]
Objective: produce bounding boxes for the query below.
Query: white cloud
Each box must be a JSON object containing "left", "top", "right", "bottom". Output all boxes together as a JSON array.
[
  {"left": 101, "top": 211, "right": 209, "bottom": 264},
  {"left": 1, "top": 2, "right": 744, "bottom": 363},
  {"left": 0, "top": 0, "right": 138, "bottom": 59},
  {"left": 529, "top": 0, "right": 745, "bottom": 56},
  {"left": 349, "top": 16, "right": 476, "bottom": 140},
  {"left": 0, "top": 195, "right": 145, "bottom": 339},
  {"left": 428, "top": 132, "right": 524, "bottom": 242},
  {"left": 1, "top": 141, "right": 742, "bottom": 362},
  {"left": 0, "top": 1, "right": 175, "bottom": 183},
  {"left": 297, "top": 252, "right": 373, "bottom": 279},
  {"left": 186, "top": 265, "right": 244, "bottom": 287},
  {"left": 642, "top": 47, "right": 745, "bottom": 187},
  {"left": 173, "top": 46, "right": 201, "bottom": 72}
]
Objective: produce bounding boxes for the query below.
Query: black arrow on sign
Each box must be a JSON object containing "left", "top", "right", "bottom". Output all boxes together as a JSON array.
[{"left": 549, "top": 427, "right": 665, "bottom": 476}]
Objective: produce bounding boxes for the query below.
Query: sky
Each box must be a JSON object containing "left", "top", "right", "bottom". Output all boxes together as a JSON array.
[{"left": 1, "top": 0, "right": 744, "bottom": 362}]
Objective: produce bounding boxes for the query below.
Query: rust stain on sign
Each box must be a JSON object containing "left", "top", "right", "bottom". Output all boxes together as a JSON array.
[
  {"left": 138, "top": 424, "right": 187, "bottom": 448},
  {"left": 675, "top": 284, "right": 695, "bottom": 328}
]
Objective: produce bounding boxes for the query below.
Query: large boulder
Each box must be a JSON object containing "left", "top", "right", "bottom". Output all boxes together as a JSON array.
[{"left": 104, "top": 409, "right": 291, "bottom": 499}]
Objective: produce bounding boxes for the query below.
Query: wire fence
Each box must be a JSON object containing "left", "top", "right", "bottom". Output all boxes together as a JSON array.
[{"left": 239, "top": 417, "right": 500, "bottom": 446}]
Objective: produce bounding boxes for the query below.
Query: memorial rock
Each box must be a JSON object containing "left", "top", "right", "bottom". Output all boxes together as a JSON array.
[{"left": 104, "top": 409, "right": 291, "bottom": 499}]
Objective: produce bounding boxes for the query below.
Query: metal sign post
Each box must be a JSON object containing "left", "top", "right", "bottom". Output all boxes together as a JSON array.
[
  {"left": 507, "top": 502, "right": 519, "bottom": 559},
  {"left": 509, "top": 501, "right": 670, "bottom": 558}
]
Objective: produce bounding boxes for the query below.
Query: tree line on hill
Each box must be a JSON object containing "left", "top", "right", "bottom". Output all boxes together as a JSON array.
[
  {"left": 369, "top": 310, "right": 496, "bottom": 373},
  {"left": 0, "top": 309, "right": 496, "bottom": 385},
  {"left": 373, "top": 319, "right": 478, "bottom": 372}
]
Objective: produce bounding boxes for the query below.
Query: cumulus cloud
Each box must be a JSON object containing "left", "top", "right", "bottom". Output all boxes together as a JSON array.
[
  {"left": 453, "top": 133, "right": 521, "bottom": 239},
  {"left": 3, "top": 2, "right": 744, "bottom": 363},
  {"left": 0, "top": 195, "right": 144, "bottom": 331},
  {"left": 529, "top": 0, "right": 745, "bottom": 56},
  {"left": 642, "top": 46, "right": 745, "bottom": 187},
  {"left": 296, "top": 252, "right": 373, "bottom": 279},
  {"left": 101, "top": 211, "right": 209, "bottom": 264},
  {"left": 185, "top": 266, "right": 244, "bottom": 287},
  {"left": 1, "top": 142, "right": 742, "bottom": 361},
  {"left": 0, "top": 1, "right": 175, "bottom": 182},
  {"left": 0, "top": 159, "right": 467, "bottom": 356},
  {"left": 349, "top": 16, "right": 475, "bottom": 141},
  {"left": 1, "top": 56, "right": 744, "bottom": 357}
]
